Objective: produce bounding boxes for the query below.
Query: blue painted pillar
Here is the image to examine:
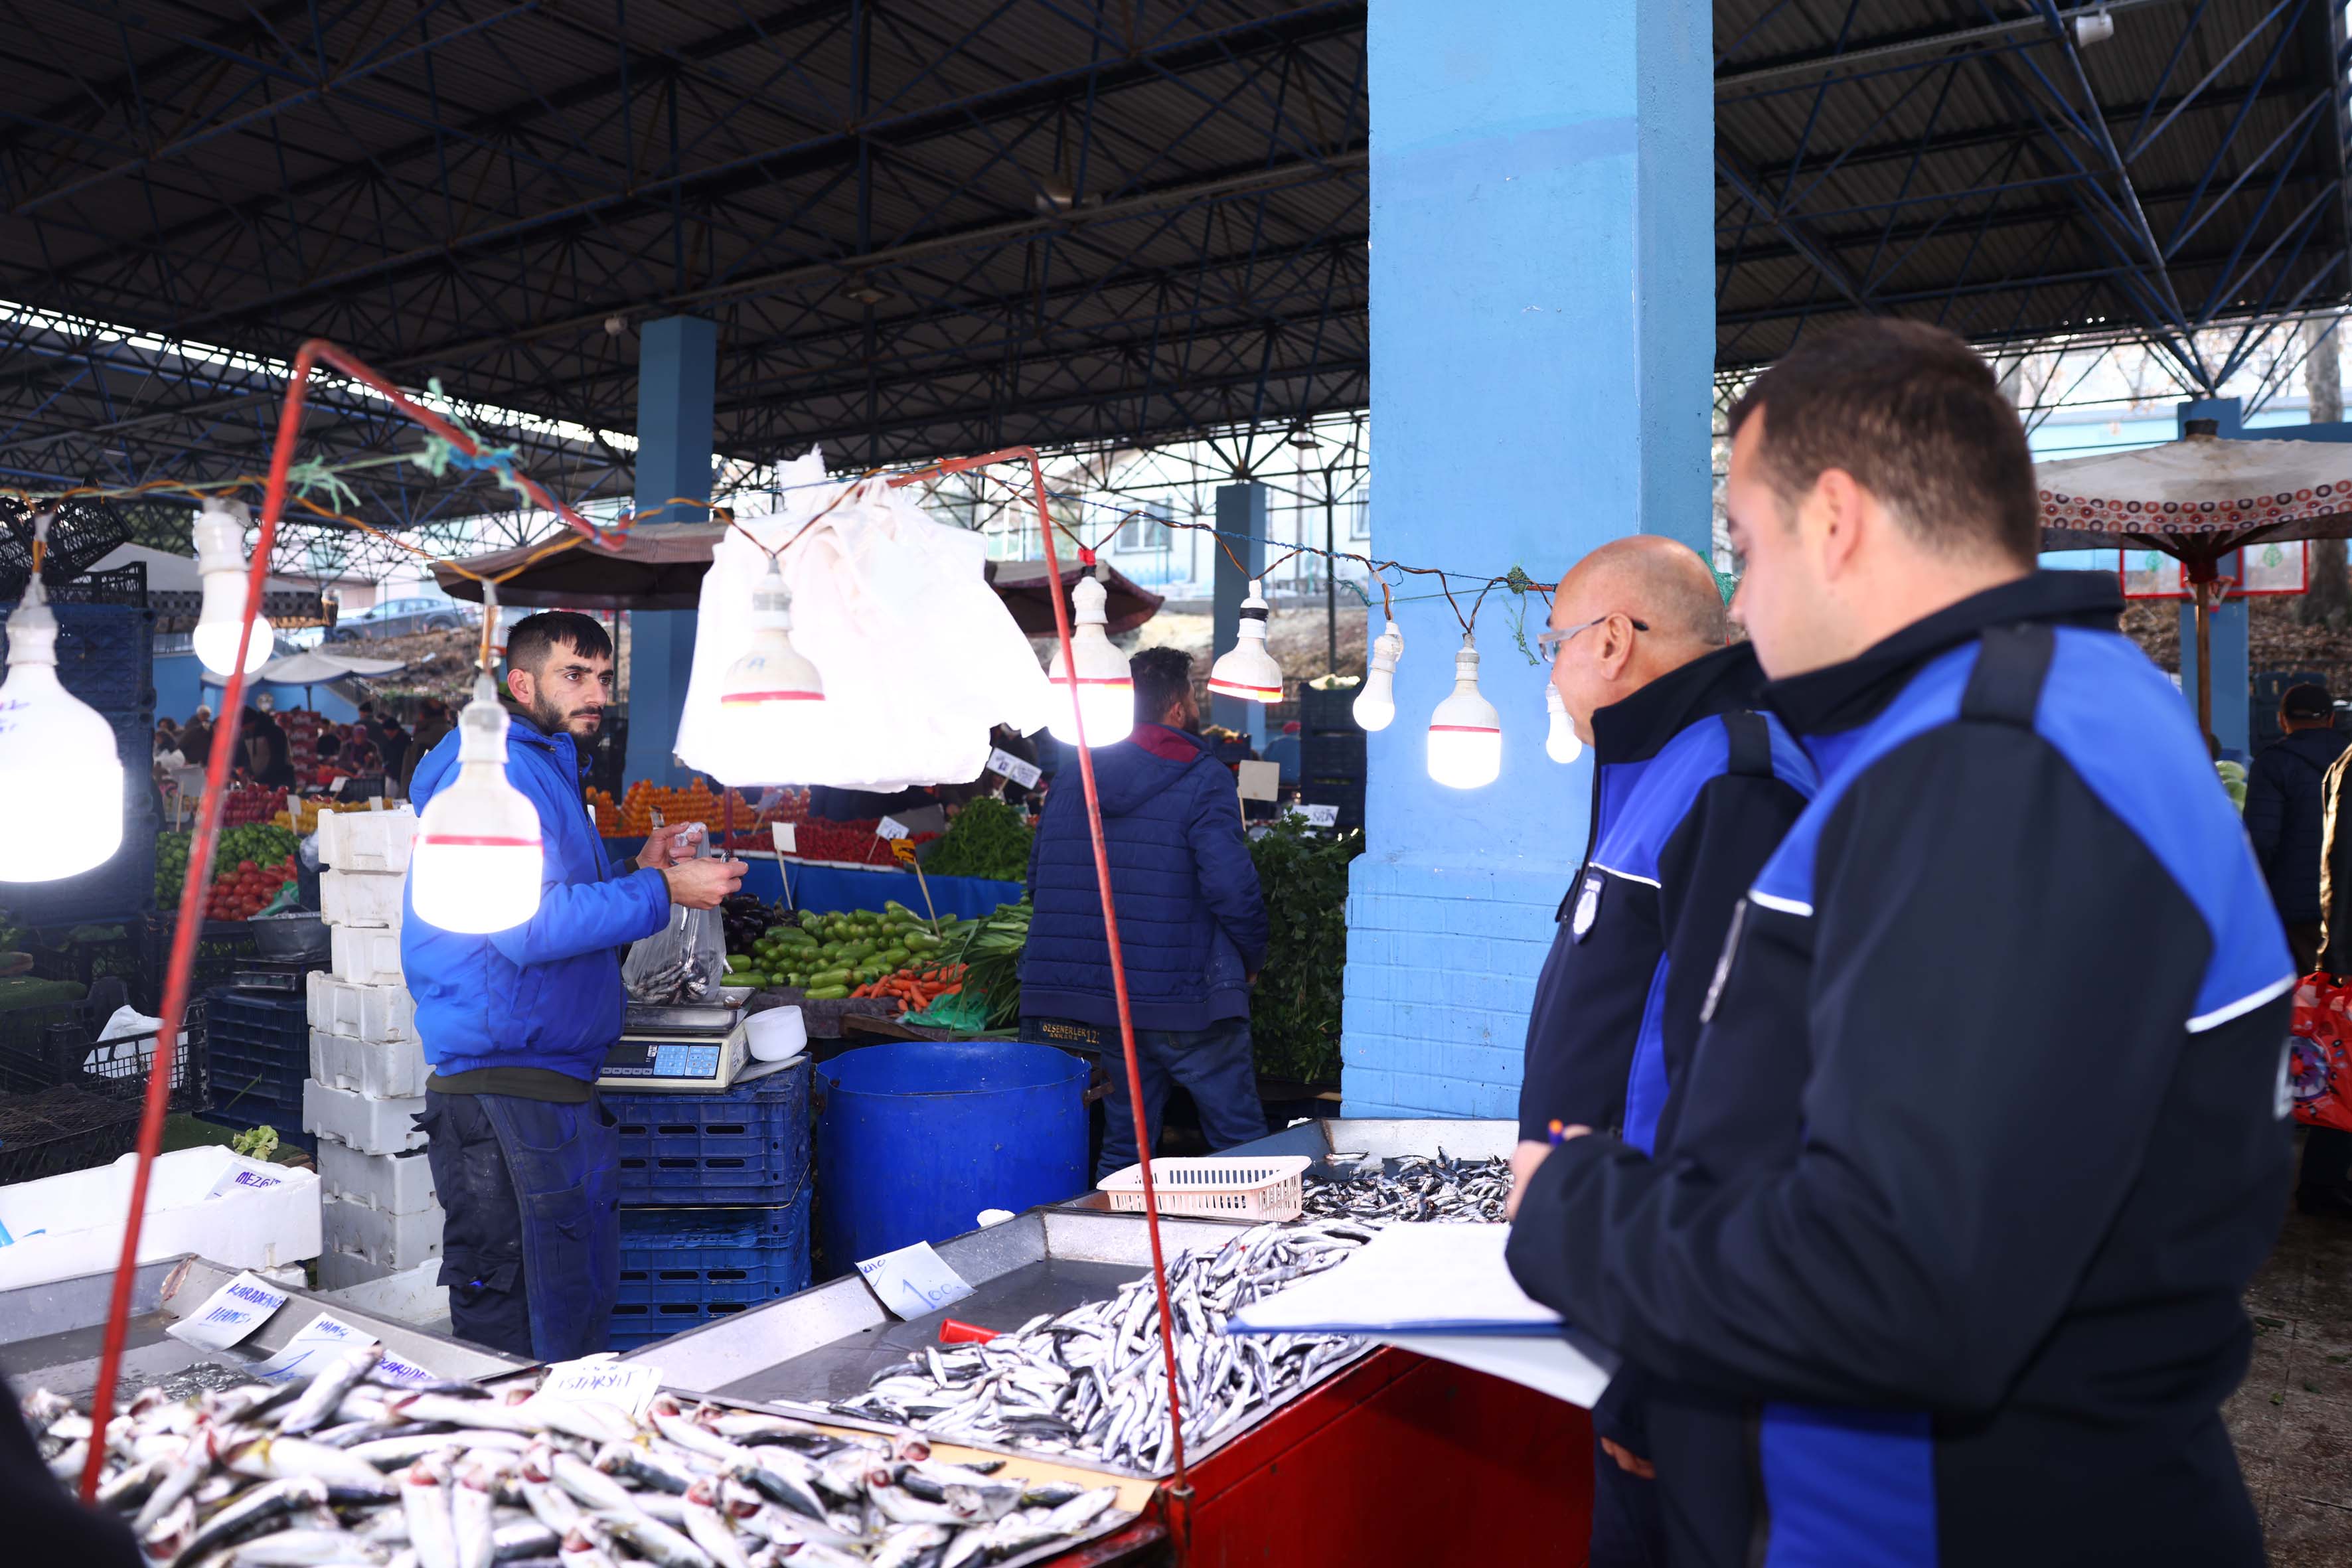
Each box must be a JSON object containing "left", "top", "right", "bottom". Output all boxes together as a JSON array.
[
  {"left": 2177, "top": 398, "right": 2249, "bottom": 758},
  {"left": 625, "top": 315, "right": 718, "bottom": 787},
  {"left": 1210, "top": 483, "right": 1268, "bottom": 745},
  {"left": 1343, "top": 1, "right": 1713, "bottom": 1117}
]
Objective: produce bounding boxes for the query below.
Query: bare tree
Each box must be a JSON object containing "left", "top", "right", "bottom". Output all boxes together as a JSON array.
[{"left": 2302, "top": 317, "right": 2350, "bottom": 629}]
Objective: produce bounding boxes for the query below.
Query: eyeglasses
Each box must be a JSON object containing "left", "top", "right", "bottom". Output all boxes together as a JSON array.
[{"left": 1535, "top": 614, "right": 1649, "bottom": 665}]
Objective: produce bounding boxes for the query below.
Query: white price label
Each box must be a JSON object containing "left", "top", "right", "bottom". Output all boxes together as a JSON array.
[
  {"left": 770, "top": 821, "right": 797, "bottom": 854},
  {"left": 856, "top": 1241, "right": 976, "bottom": 1320},
  {"left": 164, "top": 1271, "right": 289, "bottom": 1352},
  {"left": 250, "top": 1312, "right": 438, "bottom": 1386},
  {"left": 532, "top": 1355, "right": 663, "bottom": 1418},
  {"left": 1285, "top": 803, "right": 1340, "bottom": 827},
  {"left": 984, "top": 749, "right": 1044, "bottom": 789},
  {"left": 876, "top": 817, "right": 910, "bottom": 841}
]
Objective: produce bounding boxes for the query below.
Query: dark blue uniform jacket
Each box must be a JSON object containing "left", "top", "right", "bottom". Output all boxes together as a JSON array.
[{"left": 1509, "top": 572, "right": 2295, "bottom": 1568}]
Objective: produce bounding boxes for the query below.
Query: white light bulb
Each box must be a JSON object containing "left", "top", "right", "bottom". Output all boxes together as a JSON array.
[
  {"left": 1545, "top": 682, "right": 1584, "bottom": 764},
  {"left": 1206, "top": 579, "right": 1284, "bottom": 703},
  {"left": 1427, "top": 633, "right": 1502, "bottom": 790},
  {"left": 410, "top": 674, "right": 543, "bottom": 932},
  {"left": 0, "top": 579, "right": 123, "bottom": 881},
  {"left": 1047, "top": 574, "right": 1134, "bottom": 747},
  {"left": 712, "top": 560, "right": 827, "bottom": 785},
  {"left": 191, "top": 497, "right": 273, "bottom": 676},
  {"left": 1353, "top": 619, "right": 1403, "bottom": 731}
]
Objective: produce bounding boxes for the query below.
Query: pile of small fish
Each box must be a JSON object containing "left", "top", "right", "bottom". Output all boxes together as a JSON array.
[
  {"left": 29, "top": 1352, "right": 1133, "bottom": 1568},
  {"left": 1301, "top": 1152, "right": 1511, "bottom": 1225},
  {"left": 828, "top": 1221, "right": 1374, "bottom": 1474}
]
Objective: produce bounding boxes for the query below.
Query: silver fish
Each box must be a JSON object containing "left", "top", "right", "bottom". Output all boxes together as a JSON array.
[
  {"left": 401, "top": 1460, "right": 459, "bottom": 1568},
  {"left": 283, "top": 1346, "right": 388, "bottom": 1437},
  {"left": 593, "top": 1508, "right": 712, "bottom": 1568},
  {"left": 228, "top": 1527, "right": 392, "bottom": 1565}
]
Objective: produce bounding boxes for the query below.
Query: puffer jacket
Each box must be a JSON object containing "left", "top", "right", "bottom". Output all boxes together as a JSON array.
[
  {"left": 1020, "top": 724, "right": 1268, "bottom": 1032},
  {"left": 2248, "top": 724, "right": 2346, "bottom": 924}
]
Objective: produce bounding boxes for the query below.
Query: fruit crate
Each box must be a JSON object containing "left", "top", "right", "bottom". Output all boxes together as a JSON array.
[
  {"left": 201, "top": 988, "right": 311, "bottom": 1146},
  {"left": 608, "top": 1059, "right": 811, "bottom": 1206},
  {"left": 138, "top": 916, "right": 261, "bottom": 1011},
  {"left": 615, "top": 1203, "right": 811, "bottom": 1308}
]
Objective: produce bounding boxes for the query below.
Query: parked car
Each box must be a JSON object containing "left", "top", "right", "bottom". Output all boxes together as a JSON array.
[{"left": 323, "top": 596, "right": 471, "bottom": 642}]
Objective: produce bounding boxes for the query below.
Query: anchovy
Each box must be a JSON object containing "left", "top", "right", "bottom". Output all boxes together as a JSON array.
[{"left": 1302, "top": 1150, "right": 1511, "bottom": 1224}]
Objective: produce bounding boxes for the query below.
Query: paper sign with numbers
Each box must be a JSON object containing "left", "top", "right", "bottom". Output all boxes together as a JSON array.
[
  {"left": 984, "top": 749, "right": 1043, "bottom": 789},
  {"left": 876, "top": 817, "right": 910, "bottom": 840},
  {"left": 1285, "top": 803, "right": 1340, "bottom": 827}
]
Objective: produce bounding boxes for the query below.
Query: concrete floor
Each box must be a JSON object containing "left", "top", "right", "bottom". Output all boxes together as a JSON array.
[{"left": 2227, "top": 1200, "right": 2352, "bottom": 1563}]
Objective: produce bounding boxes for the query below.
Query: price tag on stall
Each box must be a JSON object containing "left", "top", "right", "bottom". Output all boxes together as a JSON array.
[
  {"left": 984, "top": 749, "right": 1043, "bottom": 789},
  {"left": 163, "top": 1271, "right": 289, "bottom": 1352},
  {"left": 1284, "top": 803, "right": 1340, "bottom": 828},
  {"left": 532, "top": 1354, "right": 663, "bottom": 1418},
  {"left": 856, "top": 1241, "right": 975, "bottom": 1319},
  {"left": 250, "top": 1312, "right": 438, "bottom": 1386},
  {"left": 876, "top": 817, "right": 910, "bottom": 841},
  {"left": 770, "top": 822, "right": 797, "bottom": 854}
]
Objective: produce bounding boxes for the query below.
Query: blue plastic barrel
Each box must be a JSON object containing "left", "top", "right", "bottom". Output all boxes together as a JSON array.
[{"left": 817, "top": 1040, "right": 1088, "bottom": 1267}]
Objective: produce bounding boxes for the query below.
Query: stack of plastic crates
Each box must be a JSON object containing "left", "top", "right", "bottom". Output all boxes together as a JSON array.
[
  {"left": 605, "top": 1059, "right": 813, "bottom": 1351},
  {"left": 200, "top": 988, "right": 310, "bottom": 1150},
  {"left": 0, "top": 976, "right": 208, "bottom": 1184}
]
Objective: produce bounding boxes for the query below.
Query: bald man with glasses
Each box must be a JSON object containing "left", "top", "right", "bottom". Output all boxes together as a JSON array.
[{"left": 1511, "top": 536, "right": 1817, "bottom": 1568}]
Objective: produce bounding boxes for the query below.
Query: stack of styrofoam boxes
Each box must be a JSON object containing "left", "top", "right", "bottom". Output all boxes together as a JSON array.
[{"left": 304, "top": 807, "right": 443, "bottom": 1291}]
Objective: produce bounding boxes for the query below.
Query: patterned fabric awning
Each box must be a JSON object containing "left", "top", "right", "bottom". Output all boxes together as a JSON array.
[{"left": 2038, "top": 433, "right": 2352, "bottom": 558}]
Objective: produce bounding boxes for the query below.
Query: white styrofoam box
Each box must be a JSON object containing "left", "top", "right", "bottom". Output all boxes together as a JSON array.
[
  {"left": 0, "top": 1146, "right": 320, "bottom": 1291},
  {"left": 304, "top": 1078, "right": 426, "bottom": 1155},
  {"left": 316, "top": 807, "right": 418, "bottom": 874},
  {"left": 317, "top": 1257, "right": 447, "bottom": 1325},
  {"left": 307, "top": 970, "right": 416, "bottom": 1042},
  {"left": 331, "top": 923, "right": 404, "bottom": 985},
  {"left": 321, "top": 1192, "right": 443, "bottom": 1273},
  {"left": 321, "top": 867, "right": 406, "bottom": 929},
  {"left": 310, "top": 1029, "right": 428, "bottom": 1099},
  {"left": 317, "top": 1140, "right": 437, "bottom": 1216}
]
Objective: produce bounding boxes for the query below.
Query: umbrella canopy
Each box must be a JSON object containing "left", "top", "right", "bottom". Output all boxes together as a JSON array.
[
  {"left": 433, "top": 526, "right": 1164, "bottom": 632},
  {"left": 2037, "top": 428, "right": 2352, "bottom": 740},
  {"left": 258, "top": 649, "right": 407, "bottom": 684}
]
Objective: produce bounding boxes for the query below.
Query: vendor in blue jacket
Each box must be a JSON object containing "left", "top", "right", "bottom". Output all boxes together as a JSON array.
[
  {"left": 402, "top": 611, "right": 745, "bottom": 1360},
  {"left": 1021, "top": 646, "right": 1271, "bottom": 1179}
]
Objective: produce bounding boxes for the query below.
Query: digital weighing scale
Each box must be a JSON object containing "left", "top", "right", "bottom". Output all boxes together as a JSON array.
[{"left": 595, "top": 989, "right": 755, "bottom": 1091}]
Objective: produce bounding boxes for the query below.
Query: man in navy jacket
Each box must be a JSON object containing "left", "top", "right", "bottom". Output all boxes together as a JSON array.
[
  {"left": 404, "top": 612, "right": 745, "bottom": 1360},
  {"left": 1022, "top": 646, "right": 1270, "bottom": 1178},
  {"left": 1510, "top": 321, "right": 2293, "bottom": 1566},
  {"left": 1511, "top": 535, "right": 1815, "bottom": 1568}
]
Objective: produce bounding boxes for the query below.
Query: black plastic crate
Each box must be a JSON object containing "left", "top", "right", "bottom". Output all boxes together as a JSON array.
[
  {"left": 139, "top": 916, "right": 262, "bottom": 1011},
  {"left": 0, "top": 980, "right": 207, "bottom": 1113},
  {"left": 1298, "top": 686, "right": 1366, "bottom": 736},
  {"left": 0, "top": 600, "right": 157, "bottom": 714},
  {"left": 0, "top": 496, "right": 129, "bottom": 598},
  {"left": 1298, "top": 779, "right": 1365, "bottom": 832}
]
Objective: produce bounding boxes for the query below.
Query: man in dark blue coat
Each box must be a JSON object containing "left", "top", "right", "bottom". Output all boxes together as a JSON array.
[
  {"left": 1021, "top": 646, "right": 1270, "bottom": 1179},
  {"left": 2246, "top": 681, "right": 2343, "bottom": 971},
  {"left": 1510, "top": 321, "right": 2292, "bottom": 1567}
]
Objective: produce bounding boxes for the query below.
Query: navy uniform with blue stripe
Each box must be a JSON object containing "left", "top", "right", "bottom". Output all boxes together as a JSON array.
[
  {"left": 1517, "top": 641, "right": 1816, "bottom": 1566},
  {"left": 1509, "top": 573, "right": 2294, "bottom": 1567}
]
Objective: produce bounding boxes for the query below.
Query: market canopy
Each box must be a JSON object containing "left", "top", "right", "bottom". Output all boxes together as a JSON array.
[
  {"left": 257, "top": 649, "right": 407, "bottom": 684},
  {"left": 434, "top": 527, "right": 1164, "bottom": 633}
]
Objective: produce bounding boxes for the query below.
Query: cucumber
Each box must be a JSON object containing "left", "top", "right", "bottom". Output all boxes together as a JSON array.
[
  {"left": 804, "top": 984, "right": 850, "bottom": 1000},
  {"left": 735, "top": 972, "right": 769, "bottom": 988},
  {"left": 876, "top": 947, "right": 909, "bottom": 969},
  {"left": 805, "top": 967, "right": 852, "bottom": 989},
  {"left": 724, "top": 954, "right": 752, "bottom": 971}
]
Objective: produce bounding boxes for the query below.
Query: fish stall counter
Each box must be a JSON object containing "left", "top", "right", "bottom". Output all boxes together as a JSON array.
[
  {"left": 623, "top": 1194, "right": 1595, "bottom": 1564},
  {"left": 1048, "top": 1117, "right": 1521, "bottom": 1222}
]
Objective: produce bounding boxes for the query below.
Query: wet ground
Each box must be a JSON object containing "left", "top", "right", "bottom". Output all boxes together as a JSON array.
[{"left": 2228, "top": 1200, "right": 2352, "bottom": 1563}]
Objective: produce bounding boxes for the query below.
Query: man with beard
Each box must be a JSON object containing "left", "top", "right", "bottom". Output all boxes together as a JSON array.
[
  {"left": 1019, "top": 645, "right": 1269, "bottom": 1178},
  {"left": 402, "top": 611, "right": 746, "bottom": 1358}
]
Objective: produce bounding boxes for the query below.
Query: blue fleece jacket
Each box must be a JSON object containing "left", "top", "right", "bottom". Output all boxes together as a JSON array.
[
  {"left": 400, "top": 714, "right": 670, "bottom": 1079},
  {"left": 1020, "top": 724, "right": 1268, "bottom": 1032}
]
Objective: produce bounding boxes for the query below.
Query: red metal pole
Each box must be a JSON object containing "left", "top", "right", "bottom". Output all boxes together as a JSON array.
[{"left": 889, "top": 449, "right": 1194, "bottom": 1497}]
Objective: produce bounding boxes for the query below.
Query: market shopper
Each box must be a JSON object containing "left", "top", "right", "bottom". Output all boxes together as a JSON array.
[
  {"left": 402, "top": 611, "right": 747, "bottom": 1360},
  {"left": 1509, "top": 319, "right": 2294, "bottom": 1567},
  {"left": 2247, "top": 682, "right": 2343, "bottom": 970},
  {"left": 1508, "top": 535, "right": 1815, "bottom": 1568},
  {"left": 1020, "top": 646, "right": 1270, "bottom": 1178}
]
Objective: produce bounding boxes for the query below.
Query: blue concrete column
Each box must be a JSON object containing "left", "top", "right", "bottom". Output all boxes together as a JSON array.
[
  {"left": 1343, "top": 1, "right": 1713, "bottom": 1117},
  {"left": 1210, "top": 482, "right": 1268, "bottom": 744},
  {"left": 625, "top": 315, "right": 718, "bottom": 787},
  {"left": 2176, "top": 398, "right": 2249, "bottom": 758}
]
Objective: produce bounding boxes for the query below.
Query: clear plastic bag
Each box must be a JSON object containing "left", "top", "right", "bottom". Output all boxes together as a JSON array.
[{"left": 622, "top": 824, "right": 723, "bottom": 1003}]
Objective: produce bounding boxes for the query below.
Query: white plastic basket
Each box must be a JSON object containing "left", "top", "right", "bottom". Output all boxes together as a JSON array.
[{"left": 1095, "top": 1155, "right": 1312, "bottom": 1221}]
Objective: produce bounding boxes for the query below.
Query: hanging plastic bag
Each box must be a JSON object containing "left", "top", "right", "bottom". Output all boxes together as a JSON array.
[
  {"left": 2288, "top": 972, "right": 2352, "bottom": 1132},
  {"left": 623, "top": 824, "right": 723, "bottom": 1004}
]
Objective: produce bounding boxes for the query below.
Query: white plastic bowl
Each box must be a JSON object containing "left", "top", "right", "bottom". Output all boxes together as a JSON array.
[{"left": 745, "top": 1005, "right": 808, "bottom": 1062}]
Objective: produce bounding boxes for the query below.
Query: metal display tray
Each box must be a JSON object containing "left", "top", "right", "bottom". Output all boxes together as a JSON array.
[
  {"left": 623, "top": 998, "right": 743, "bottom": 1034},
  {"left": 0, "top": 1254, "right": 526, "bottom": 1401},
  {"left": 619, "top": 1206, "right": 1376, "bottom": 1481},
  {"left": 1050, "top": 1117, "right": 1520, "bottom": 1216}
]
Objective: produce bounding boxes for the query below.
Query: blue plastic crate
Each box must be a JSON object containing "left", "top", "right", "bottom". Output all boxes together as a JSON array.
[
  {"left": 617, "top": 1204, "right": 811, "bottom": 1305},
  {"left": 607, "top": 1298, "right": 760, "bottom": 1350},
  {"left": 0, "top": 601, "right": 155, "bottom": 714},
  {"left": 609, "top": 1060, "right": 811, "bottom": 1206},
  {"left": 203, "top": 988, "right": 307, "bottom": 1123}
]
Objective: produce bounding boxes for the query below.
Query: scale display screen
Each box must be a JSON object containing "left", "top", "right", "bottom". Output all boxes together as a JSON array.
[{"left": 602, "top": 1039, "right": 724, "bottom": 1080}]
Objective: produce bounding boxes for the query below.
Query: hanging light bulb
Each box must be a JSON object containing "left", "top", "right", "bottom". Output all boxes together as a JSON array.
[
  {"left": 1354, "top": 619, "right": 1403, "bottom": 731},
  {"left": 1427, "top": 633, "right": 1502, "bottom": 789},
  {"left": 1545, "top": 681, "right": 1584, "bottom": 764},
  {"left": 191, "top": 496, "right": 274, "bottom": 677},
  {"left": 1206, "top": 579, "right": 1284, "bottom": 703},
  {"left": 1046, "top": 571, "right": 1133, "bottom": 747},
  {"left": 0, "top": 532, "right": 123, "bottom": 882},
  {"left": 714, "top": 558, "right": 827, "bottom": 782},
  {"left": 410, "top": 671, "right": 544, "bottom": 932}
]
